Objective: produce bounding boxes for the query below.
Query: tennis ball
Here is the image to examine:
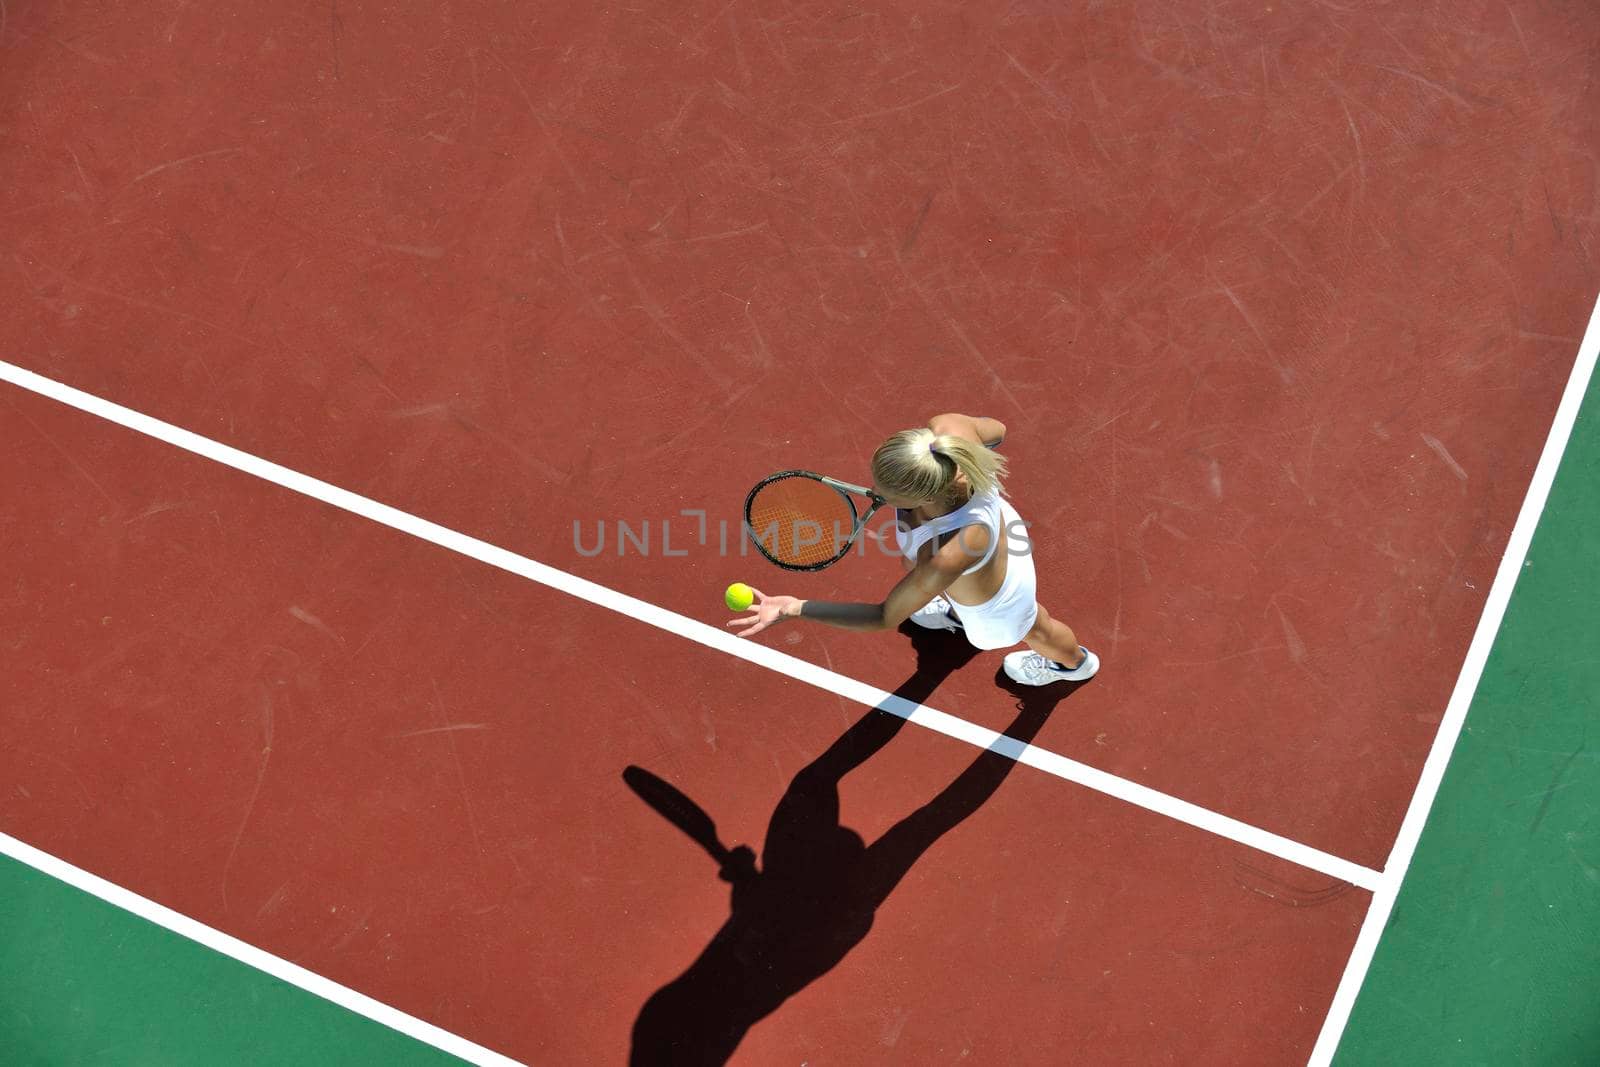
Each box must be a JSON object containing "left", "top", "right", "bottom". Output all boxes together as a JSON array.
[{"left": 725, "top": 582, "right": 755, "bottom": 611}]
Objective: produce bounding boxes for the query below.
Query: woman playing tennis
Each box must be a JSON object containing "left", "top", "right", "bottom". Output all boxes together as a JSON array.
[{"left": 728, "top": 412, "right": 1098, "bottom": 686}]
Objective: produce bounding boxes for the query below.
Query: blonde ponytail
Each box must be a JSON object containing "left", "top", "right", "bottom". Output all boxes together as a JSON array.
[
  {"left": 871, "top": 428, "right": 1008, "bottom": 503},
  {"left": 933, "top": 433, "right": 1006, "bottom": 496}
]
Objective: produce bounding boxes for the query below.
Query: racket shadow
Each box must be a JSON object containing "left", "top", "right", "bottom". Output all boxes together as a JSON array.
[{"left": 625, "top": 625, "right": 1087, "bottom": 1065}]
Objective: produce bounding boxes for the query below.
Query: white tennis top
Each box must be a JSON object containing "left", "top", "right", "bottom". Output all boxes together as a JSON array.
[{"left": 893, "top": 489, "right": 1005, "bottom": 576}]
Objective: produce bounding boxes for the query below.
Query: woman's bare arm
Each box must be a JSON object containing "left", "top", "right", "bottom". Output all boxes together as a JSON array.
[
  {"left": 928, "top": 412, "right": 1006, "bottom": 448},
  {"left": 792, "top": 542, "right": 969, "bottom": 631},
  {"left": 726, "top": 528, "right": 986, "bottom": 636}
]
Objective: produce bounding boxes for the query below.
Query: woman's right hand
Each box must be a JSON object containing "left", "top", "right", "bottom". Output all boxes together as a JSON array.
[{"left": 726, "top": 589, "right": 802, "bottom": 638}]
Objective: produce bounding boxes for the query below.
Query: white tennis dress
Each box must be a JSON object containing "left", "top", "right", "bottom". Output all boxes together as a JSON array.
[{"left": 893, "top": 489, "right": 1039, "bottom": 650}]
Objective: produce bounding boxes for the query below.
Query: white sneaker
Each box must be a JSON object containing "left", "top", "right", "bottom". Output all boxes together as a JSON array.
[
  {"left": 909, "top": 595, "right": 963, "bottom": 631},
  {"left": 1003, "top": 648, "right": 1099, "bottom": 685}
]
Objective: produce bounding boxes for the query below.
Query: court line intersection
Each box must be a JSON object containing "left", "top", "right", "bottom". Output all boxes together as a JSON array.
[
  {"left": 1307, "top": 296, "right": 1600, "bottom": 1066},
  {"left": 5, "top": 295, "right": 1597, "bottom": 1064}
]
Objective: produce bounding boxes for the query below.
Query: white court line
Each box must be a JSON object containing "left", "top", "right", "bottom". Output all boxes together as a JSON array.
[
  {"left": 2, "top": 358, "right": 1382, "bottom": 1063},
  {"left": 0, "top": 830, "right": 519, "bottom": 1067},
  {"left": 0, "top": 359, "right": 1379, "bottom": 886},
  {"left": 1307, "top": 291, "right": 1600, "bottom": 1066}
]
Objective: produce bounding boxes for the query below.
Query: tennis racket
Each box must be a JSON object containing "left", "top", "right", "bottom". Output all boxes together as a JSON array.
[{"left": 743, "top": 470, "right": 887, "bottom": 571}]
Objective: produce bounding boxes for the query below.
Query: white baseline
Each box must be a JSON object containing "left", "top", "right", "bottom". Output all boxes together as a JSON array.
[{"left": 0, "top": 830, "right": 521, "bottom": 1066}]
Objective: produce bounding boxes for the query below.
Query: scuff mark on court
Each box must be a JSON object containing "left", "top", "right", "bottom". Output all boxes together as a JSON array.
[
  {"left": 289, "top": 605, "right": 345, "bottom": 645},
  {"left": 1529, "top": 742, "right": 1585, "bottom": 837},
  {"left": 1420, "top": 432, "right": 1468, "bottom": 481},
  {"left": 395, "top": 723, "right": 489, "bottom": 738}
]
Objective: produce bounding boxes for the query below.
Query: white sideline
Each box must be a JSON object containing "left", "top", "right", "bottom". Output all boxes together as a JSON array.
[{"left": 1307, "top": 293, "right": 1600, "bottom": 1066}]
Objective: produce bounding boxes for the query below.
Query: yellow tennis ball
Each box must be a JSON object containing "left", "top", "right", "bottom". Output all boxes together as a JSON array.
[{"left": 725, "top": 582, "right": 755, "bottom": 611}]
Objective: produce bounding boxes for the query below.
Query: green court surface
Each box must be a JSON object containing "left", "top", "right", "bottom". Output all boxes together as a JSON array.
[
  {"left": 1336, "top": 380, "right": 1600, "bottom": 1062},
  {"left": 0, "top": 855, "right": 461, "bottom": 1067}
]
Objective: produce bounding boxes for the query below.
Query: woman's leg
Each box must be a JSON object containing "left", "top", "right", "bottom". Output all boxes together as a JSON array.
[{"left": 1022, "top": 604, "right": 1087, "bottom": 669}]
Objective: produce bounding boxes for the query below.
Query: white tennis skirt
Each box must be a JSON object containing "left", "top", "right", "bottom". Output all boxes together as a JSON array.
[{"left": 948, "top": 497, "right": 1039, "bottom": 651}]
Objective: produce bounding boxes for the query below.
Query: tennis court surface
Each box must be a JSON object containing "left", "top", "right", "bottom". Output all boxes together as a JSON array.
[{"left": 3, "top": 3, "right": 1597, "bottom": 1063}]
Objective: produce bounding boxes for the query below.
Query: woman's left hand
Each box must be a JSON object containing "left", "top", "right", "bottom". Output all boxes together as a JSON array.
[{"left": 727, "top": 588, "right": 801, "bottom": 638}]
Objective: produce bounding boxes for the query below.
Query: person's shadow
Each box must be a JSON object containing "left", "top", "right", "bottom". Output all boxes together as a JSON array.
[{"left": 625, "top": 624, "right": 1088, "bottom": 1065}]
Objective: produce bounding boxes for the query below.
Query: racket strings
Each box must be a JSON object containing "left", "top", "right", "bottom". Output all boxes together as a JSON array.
[{"left": 746, "top": 478, "right": 857, "bottom": 567}]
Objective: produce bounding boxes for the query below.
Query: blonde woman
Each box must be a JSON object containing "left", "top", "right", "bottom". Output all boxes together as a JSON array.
[{"left": 728, "top": 413, "right": 1098, "bottom": 685}]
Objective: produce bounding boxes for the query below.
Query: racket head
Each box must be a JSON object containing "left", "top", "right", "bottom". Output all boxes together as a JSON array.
[{"left": 743, "top": 470, "right": 883, "bottom": 571}]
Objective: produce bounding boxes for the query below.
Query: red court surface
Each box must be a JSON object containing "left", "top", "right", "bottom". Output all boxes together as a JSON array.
[
  {"left": 4, "top": 0, "right": 1599, "bottom": 1063},
  {"left": 5, "top": 387, "right": 1367, "bottom": 1063}
]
